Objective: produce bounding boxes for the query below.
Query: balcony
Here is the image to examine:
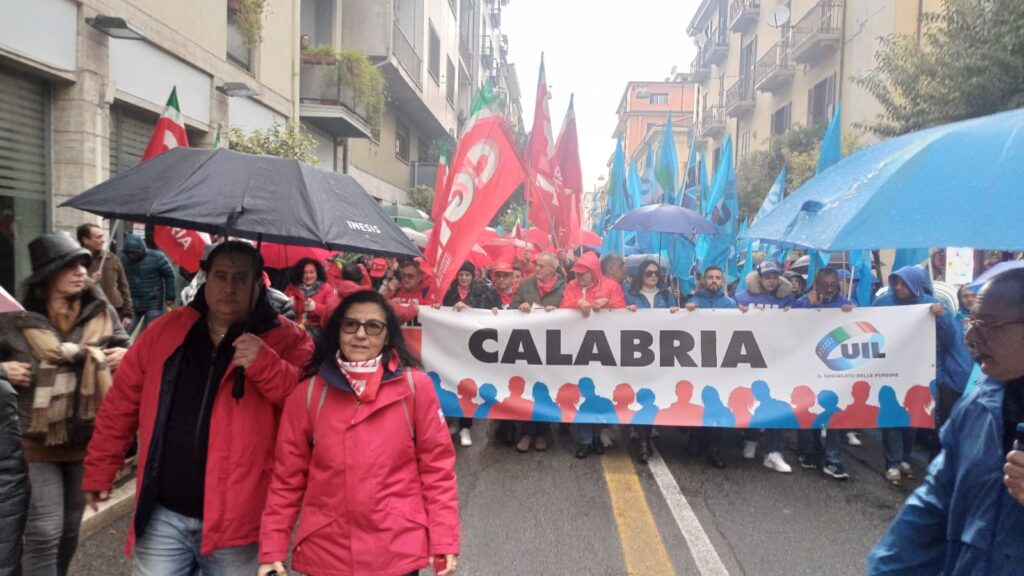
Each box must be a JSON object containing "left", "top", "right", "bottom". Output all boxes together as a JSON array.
[
  {"left": 691, "top": 53, "right": 710, "bottom": 84},
  {"left": 703, "top": 28, "right": 729, "bottom": 66},
  {"left": 754, "top": 40, "right": 794, "bottom": 93},
  {"left": 459, "top": 31, "right": 471, "bottom": 67},
  {"left": 725, "top": 78, "right": 755, "bottom": 117},
  {"left": 299, "top": 60, "right": 373, "bottom": 138},
  {"left": 701, "top": 105, "right": 726, "bottom": 140},
  {"left": 789, "top": 0, "right": 843, "bottom": 65},
  {"left": 499, "top": 34, "right": 509, "bottom": 58},
  {"left": 392, "top": 20, "right": 422, "bottom": 87},
  {"left": 728, "top": 0, "right": 760, "bottom": 32},
  {"left": 481, "top": 35, "right": 494, "bottom": 68},
  {"left": 489, "top": 5, "right": 501, "bottom": 27}
]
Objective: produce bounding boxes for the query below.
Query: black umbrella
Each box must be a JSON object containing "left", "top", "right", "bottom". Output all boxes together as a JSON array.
[
  {"left": 61, "top": 147, "right": 420, "bottom": 258},
  {"left": 62, "top": 147, "right": 420, "bottom": 400}
]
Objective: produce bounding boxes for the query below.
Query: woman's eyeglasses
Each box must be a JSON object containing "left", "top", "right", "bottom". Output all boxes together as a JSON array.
[
  {"left": 645, "top": 270, "right": 660, "bottom": 278},
  {"left": 340, "top": 318, "right": 387, "bottom": 336}
]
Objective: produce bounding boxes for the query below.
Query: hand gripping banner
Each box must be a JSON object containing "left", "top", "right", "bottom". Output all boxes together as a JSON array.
[{"left": 417, "top": 305, "right": 938, "bottom": 429}]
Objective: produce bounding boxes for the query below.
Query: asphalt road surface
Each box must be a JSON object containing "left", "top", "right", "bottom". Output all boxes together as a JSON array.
[{"left": 72, "top": 423, "right": 925, "bottom": 575}]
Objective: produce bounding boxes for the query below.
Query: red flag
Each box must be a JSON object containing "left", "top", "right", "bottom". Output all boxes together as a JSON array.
[
  {"left": 427, "top": 115, "right": 525, "bottom": 300},
  {"left": 552, "top": 94, "right": 582, "bottom": 248},
  {"left": 143, "top": 88, "right": 207, "bottom": 273},
  {"left": 525, "top": 55, "right": 559, "bottom": 243}
]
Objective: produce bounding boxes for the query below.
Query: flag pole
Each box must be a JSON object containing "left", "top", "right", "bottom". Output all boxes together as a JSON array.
[{"left": 847, "top": 252, "right": 856, "bottom": 301}]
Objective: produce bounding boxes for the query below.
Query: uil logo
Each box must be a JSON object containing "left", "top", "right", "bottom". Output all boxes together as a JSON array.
[{"left": 815, "top": 322, "right": 887, "bottom": 371}]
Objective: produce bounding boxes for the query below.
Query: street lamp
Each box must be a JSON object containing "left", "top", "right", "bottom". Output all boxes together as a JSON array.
[
  {"left": 86, "top": 15, "right": 146, "bottom": 40},
  {"left": 216, "top": 82, "right": 259, "bottom": 98}
]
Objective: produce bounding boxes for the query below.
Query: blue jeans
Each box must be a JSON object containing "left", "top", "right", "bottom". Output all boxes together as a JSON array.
[
  {"left": 797, "top": 429, "right": 844, "bottom": 465},
  {"left": 128, "top": 309, "right": 164, "bottom": 336},
  {"left": 22, "top": 462, "right": 85, "bottom": 576},
  {"left": 882, "top": 428, "right": 916, "bottom": 469},
  {"left": 576, "top": 424, "right": 597, "bottom": 445},
  {"left": 131, "top": 505, "right": 257, "bottom": 576},
  {"left": 744, "top": 428, "right": 782, "bottom": 453}
]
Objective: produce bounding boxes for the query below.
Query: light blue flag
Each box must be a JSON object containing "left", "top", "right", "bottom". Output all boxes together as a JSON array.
[
  {"left": 849, "top": 250, "right": 876, "bottom": 307},
  {"left": 750, "top": 167, "right": 786, "bottom": 253},
  {"left": 892, "top": 248, "right": 930, "bottom": 271},
  {"left": 656, "top": 113, "right": 680, "bottom": 206},
  {"left": 641, "top": 145, "right": 659, "bottom": 205},
  {"left": 809, "top": 103, "right": 842, "bottom": 279},
  {"left": 602, "top": 135, "right": 628, "bottom": 255},
  {"left": 625, "top": 161, "right": 643, "bottom": 248},
  {"left": 697, "top": 137, "right": 739, "bottom": 282}
]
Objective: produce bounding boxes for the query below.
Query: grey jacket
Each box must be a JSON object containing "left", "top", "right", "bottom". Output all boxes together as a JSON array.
[
  {"left": 0, "top": 373, "right": 28, "bottom": 576},
  {"left": 510, "top": 275, "right": 567, "bottom": 309}
]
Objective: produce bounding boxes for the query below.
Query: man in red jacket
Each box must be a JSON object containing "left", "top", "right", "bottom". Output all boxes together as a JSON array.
[
  {"left": 389, "top": 259, "right": 438, "bottom": 324},
  {"left": 82, "top": 241, "right": 313, "bottom": 574}
]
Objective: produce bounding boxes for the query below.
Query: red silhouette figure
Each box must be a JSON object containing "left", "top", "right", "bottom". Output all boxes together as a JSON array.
[
  {"left": 491, "top": 376, "right": 534, "bottom": 421},
  {"left": 612, "top": 383, "right": 637, "bottom": 424},
  {"left": 832, "top": 380, "right": 879, "bottom": 428},
  {"left": 727, "top": 386, "right": 754, "bottom": 428},
  {"left": 790, "top": 385, "right": 817, "bottom": 429},
  {"left": 655, "top": 380, "right": 704, "bottom": 426},
  {"left": 904, "top": 385, "right": 935, "bottom": 429},
  {"left": 457, "top": 378, "right": 479, "bottom": 419},
  {"left": 556, "top": 383, "right": 581, "bottom": 423}
]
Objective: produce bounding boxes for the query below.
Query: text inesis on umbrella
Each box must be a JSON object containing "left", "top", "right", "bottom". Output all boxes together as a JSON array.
[{"left": 347, "top": 221, "right": 382, "bottom": 234}]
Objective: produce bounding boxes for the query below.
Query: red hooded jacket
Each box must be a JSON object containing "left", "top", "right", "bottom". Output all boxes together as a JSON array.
[
  {"left": 388, "top": 281, "right": 438, "bottom": 324},
  {"left": 559, "top": 252, "right": 626, "bottom": 310},
  {"left": 82, "top": 303, "right": 313, "bottom": 556},
  {"left": 284, "top": 281, "right": 338, "bottom": 329},
  {"left": 259, "top": 355, "right": 459, "bottom": 575}
]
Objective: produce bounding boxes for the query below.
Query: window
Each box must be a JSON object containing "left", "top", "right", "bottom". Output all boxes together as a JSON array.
[
  {"left": 428, "top": 23, "right": 441, "bottom": 83},
  {"left": 807, "top": 74, "right": 836, "bottom": 126},
  {"left": 649, "top": 93, "right": 669, "bottom": 105},
  {"left": 739, "top": 130, "right": 751, "bottom": 159},
  {"left": 396, "top": 120, "right": 410, "bottom": 162},
  {"left": 446, "top": 58, "right": 456, "bottom": 105},
  {"left": 772, "top": 103, "right": 791, "bottom": 135},
  {"left": 227, "top": 2, "right": 253, "bottom": 72}
]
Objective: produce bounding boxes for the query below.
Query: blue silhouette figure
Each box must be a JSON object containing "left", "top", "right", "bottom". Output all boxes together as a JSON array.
[
  {"left": 749, "top": 380, "right": 799, "bottom": 429},
  {"left": 631, "top": 388, "right": 660, "bottom": 425},
  {"left": 701, "top": 386, "right": 735, "bottom": 428},
  {"left": 531, "top": 381, "right": 561, "bottom": 423},
  {"left": 812, "top": 390, "right": 840, "bottom": 430},
  {"left": 474, "top": 383, "right": 499, "bottom": 419},
  {"left": 429, "top": 371, "right": 462, "bottom": 418},
  {"left": 573, "top": 377, "right": 620, "bottom": 425},
  {"left": 877, "top": 385, "right": 911, "bottom": 428}
]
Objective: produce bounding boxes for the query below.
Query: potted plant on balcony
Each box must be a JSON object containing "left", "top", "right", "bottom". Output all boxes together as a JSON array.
[
  {"left": 301, "top": 43, "right": 337, "bottom": 65},
  {"left": 336, "top": 49, "right": 386, "bottom": 131}
]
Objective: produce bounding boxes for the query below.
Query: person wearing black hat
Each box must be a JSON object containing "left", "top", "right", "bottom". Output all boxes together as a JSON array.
[{"left": 0, "top": 231, "right": 130, "bottom": 575}]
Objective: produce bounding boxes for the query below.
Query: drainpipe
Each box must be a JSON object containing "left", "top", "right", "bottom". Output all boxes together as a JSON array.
[
  {"left": 292, "top": 0, "right": 301, "bottom": 121},
  {"left": 837, "top": 0, "right": 847, "bottom": 113}
]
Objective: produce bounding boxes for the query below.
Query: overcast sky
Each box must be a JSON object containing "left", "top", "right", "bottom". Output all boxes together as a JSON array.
[{"left": 502, "top": 0, "right": 702, "bottom": 191}]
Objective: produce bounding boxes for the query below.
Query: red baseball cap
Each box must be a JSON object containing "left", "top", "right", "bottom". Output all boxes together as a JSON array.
[
  {"left": 369, "top": 258, "right": 388, "bottom": 278},
  {"left": 491, "top": 262, "right": 514, "bottom": 274}
]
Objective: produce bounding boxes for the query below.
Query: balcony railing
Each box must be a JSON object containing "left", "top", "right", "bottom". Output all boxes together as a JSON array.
[
  {"left": 728, "top": 0, "right": 760, "bottom": 32},
  {"left": 298, "top": 61, "right": 373, "bottom": 138},
  {"left": 702, "top": 27, "right": 729, "bottom": 66},
  {"left": 691, "top": 53, "right": 710, "bottom": 84},
  {"left": 753, "top": 40, "right": 794, "bottom": 93},
  {"left": 701, "top": 105, "right": 726, "bottom": 139},
  {"left": 481, "top": 35, "right": 494, "bottom": 67},
  {"left": 725, "top": 77, "right": 755, "bottom": 117},
  {"left": 392, "top": 20, "right": 422, "bottom": 87},
  {"left": 459, "top": 31, "right": 471, "bottom": 66},
  {"left": 789, "top": 0, "right": 843, "bottom": 65}
]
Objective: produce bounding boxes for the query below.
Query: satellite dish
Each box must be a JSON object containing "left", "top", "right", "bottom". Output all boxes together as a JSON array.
[
  {"left": 765, "top": 5, "right": 790, "bottom": 28},
  {"left": 694, "top": 32, "right": 708, "bottom": 49}
]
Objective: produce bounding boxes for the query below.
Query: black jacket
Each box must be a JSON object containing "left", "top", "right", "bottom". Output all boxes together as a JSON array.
[
  {"left": 0, "top": 372, "right": 29, "bottom": 576},
  {"left": 442, "top": 279, "right": 501, "bottom": 309}
]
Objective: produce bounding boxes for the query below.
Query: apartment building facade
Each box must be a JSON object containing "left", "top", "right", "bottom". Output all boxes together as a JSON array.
[
  {"left": 614, "top": 75, "right": 696, "bottom": 169},
  {"left": 687, "top": 0, "right": 943, "bottom": 170}
]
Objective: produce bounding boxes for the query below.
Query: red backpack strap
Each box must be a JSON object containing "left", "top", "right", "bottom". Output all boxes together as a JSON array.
[
  {"left": 400, "top": 369, "right": 416, "bottom": 441},
  {"left": 305, "top": 376, "right": 328, "bottom": 447}
]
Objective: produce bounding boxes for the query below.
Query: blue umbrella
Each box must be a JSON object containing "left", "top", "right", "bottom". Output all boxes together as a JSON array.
[
  {"left": 743, "top": 108, "right": 1024, "bottom": 251},
  {"left": 610, "top": 204, "right": 715, "bottom": 236},
  {"left": 968, "top": 260, "right": 1024, "bottom": 290}
]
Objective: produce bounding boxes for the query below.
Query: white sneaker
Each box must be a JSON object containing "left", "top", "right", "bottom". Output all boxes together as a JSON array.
[
  {"left": 600, "top": 429, "right": 614, "bottom": 448},
  {"left": 763, "top": 451, "right": 792, "bottom": 473},
  {"left": 459, "top": 428, "right": 472, "bottom": 447},
  {"left": 742, "top": 440, "right": 758, "bottom": 459},
  {"left": 885, "top": 467, "right": 901, "bottom": 485},
  {"left": 846, "top": 432, "right": 862, "bottom": 446},
  {"left": 449, "top": 422, "right": 460, "bottom": 435},
  {"left": 900, "top": 461, "right": 914, "bottom": 479}
]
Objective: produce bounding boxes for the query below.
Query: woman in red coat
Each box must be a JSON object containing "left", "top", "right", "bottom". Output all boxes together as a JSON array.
[
  {"left": 258, "top": 290, "right": 459, "bottom": 576},
  {"left": 284, "top": 259, "right": 338, "bottom": 342}
]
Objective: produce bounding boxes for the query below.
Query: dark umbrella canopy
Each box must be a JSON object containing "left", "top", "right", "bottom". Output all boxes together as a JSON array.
[{"left": 61, "top": 147, "right": 420, "bottom": 258}]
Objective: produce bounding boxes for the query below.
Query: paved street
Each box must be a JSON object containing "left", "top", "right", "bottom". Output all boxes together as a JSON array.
[{"left": 73, "top": 423, "right": 924, "bottom": 575}]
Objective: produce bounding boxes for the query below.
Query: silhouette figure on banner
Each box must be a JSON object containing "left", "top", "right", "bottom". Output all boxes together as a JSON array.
[
  {"left": 613, "top": 383, "right": 637, "bottom": 424},
  {"left": 727, "top": 386, "right": 755, "bottom": 428},
  {"left": 790, "top": 385, "right": 817, "bottom": 429},
  {"left": 429, "top": 371, "right": 462, "bottom": 418},
  {"left": 749, "top": 380, "right": 799, "bottom": 429},
  {"left": 812, "top": 390, "right": 841, "bottom": 430},
  {"left": 474, "top": 383, "right": 499, "bottom": 419},
  {"left": 702, "top": 387, "right": 735, "bottom": 428},
  {"left": 632, "top": 389, "right": 660, "bottom": 425},
  {"left": 574, "top": 377, "right": 619, "bottom": 425},
  {"left": 904, "top": 384, "right": 935, "bottom": 429},
  {"left": 655, "top": 380, "right": 703, "bottom": 426},
  {"left": 491, "top": 376, "right": 534, "bottom": 420},
  {"left": 531, "top": 382, "right": 561, "bottom": 423},
  {"left": 556, "top": 383, "right": 581, "bottom": 423},
  {"left": 457, "top": 378, "right": 479, "bottom": 420},
  {"left": 834, "top": 380, "right": 879, "bottom": 428},
  {"left": 878, "top": 385, "right": 910, "bottom": 428}
]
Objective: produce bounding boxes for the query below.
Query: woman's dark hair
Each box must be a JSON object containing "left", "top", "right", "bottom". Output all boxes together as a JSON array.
[
  {"left": 341, "top": 262, "right": 364, "bottom": 283},
  {"left": 302, "top": 290, "right": 421, "bottom": 378},
  {"left": 629, "top": 258, "right": 664, "bottom": 294},
  {"left": 289, "top": 258, "right": 326, "bottom": 285},
  {"left": 22, "top": 260, "right": 89, "bottom": 315}
]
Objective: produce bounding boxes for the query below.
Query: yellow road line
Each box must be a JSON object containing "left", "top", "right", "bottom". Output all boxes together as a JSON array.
[{"left": 601, "top": 449, "right": 676, "bottom": 575}]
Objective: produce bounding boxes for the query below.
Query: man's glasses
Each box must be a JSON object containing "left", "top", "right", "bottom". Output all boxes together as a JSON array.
[
  {"left": 819, "top": 282, "right": 840, "bottom": 290},
  {"left": 967, "top": 316, "right": 1024, "bottom": 338},
  {"left": 401, "top": 273, "right": 419, "bottom": 280},
  {"left": 340, "top": 318, "right": 387, "bottom": 336}
]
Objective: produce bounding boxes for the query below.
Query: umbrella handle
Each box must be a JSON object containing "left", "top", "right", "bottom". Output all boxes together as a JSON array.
[{"left": 232, "top": 367, "right": 245, "bottom": 400}]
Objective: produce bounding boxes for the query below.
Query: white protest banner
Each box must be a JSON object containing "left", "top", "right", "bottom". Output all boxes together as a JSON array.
[{"left": 419, "top": 305, "right": 937, "bottom": 429}]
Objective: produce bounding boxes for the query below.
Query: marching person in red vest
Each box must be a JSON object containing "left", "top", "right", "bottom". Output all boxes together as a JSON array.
[{"left": 258, "top": 291, "right": 459, "bottom": 576}]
